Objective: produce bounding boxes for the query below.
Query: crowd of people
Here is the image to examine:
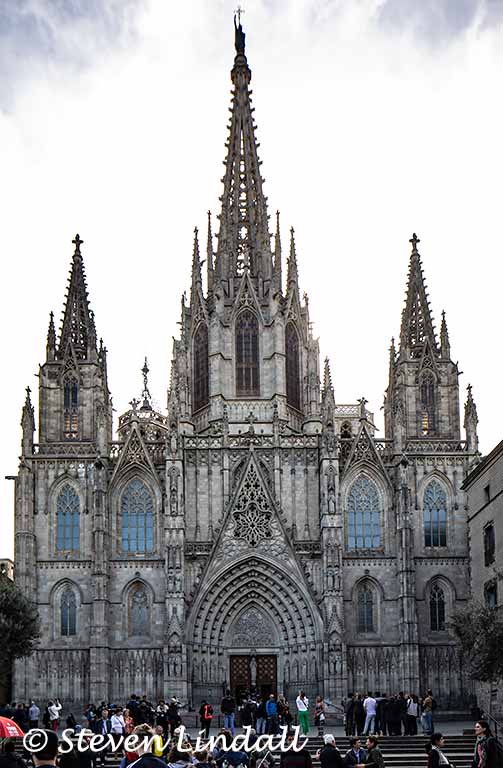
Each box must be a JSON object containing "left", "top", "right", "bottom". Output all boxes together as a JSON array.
[
  {"left": 342, "top": 690, "right": 437, "bottom": 737},
  {"left": 2, "top": 691, "right": 503, "bottom": 768}
]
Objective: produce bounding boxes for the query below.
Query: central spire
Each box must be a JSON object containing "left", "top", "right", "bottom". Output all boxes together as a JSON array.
[{"left": 215, "top": 16, "right": 273, "bottom": 283}]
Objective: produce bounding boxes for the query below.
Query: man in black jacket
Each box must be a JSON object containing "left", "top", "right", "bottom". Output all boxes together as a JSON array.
[
  {"left": 221, "top": 691, "right": 236, "bottom": 736},
  {"left": 316, "top": 735, "right": 344, "bottom": 768},
  {"left": 343, "top": 738, "right": 367, "bottom": 767}
]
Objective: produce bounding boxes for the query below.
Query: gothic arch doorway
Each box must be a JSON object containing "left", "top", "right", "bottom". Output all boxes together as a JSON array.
[{"left": 186, "top": 555, "right": 323, "bottom": 704}]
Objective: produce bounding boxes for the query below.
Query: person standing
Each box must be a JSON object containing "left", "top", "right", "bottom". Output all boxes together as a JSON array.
[
  {"left": 255, "top": 698, "right": 267, "bottom": 735},
  {"left": 344, "top": 695, "right": 355, "bottom": 737},
  {"left": 363, "top": 693, "right": 377, "bottom": 736},
  {"left": 48, "top": 699, "right": 62, "bottom": 732},
  {"left": 265, "top": 695, "right": 278, "bottom": 735},
  {"left": 314, "top": 696, "right": 326, "bottom": 737},
  {"left": 28, "top": 701, "right": 41, "bottom": 729},
  {"left": 406, "top": 695, "right": 418, "bottom": 736},
  {"left": 316, "top": 734, "right": 344, "bottom": 768},
  {"left": 280, "top": 730, "right": 312, "bottom": 768},
  {"left": 221, "top": 691, "right": 236, "bottom": 736},
  {"left": 364, "top": 737, "right": 385, "bottom": 767},
  {"left": 343, "top": 737, "right": 367, "bottom": 767},
  {"left": 111, "top": 707, "right": 125, "bottom": 751},
  {"left": 354, "top": 695, "right": 365, "bottom": 737},
  {"left": 296, "top": 691, "right": 309, "bottom": 736},
  {"left": 472, "top": 720, "right": 503, "bottom": 768},
  {"left": 199, "top": 700, "right": 213, "bottom": 738},
  {"left": 421, "top": 692, "right": 434, "bottom": 736},
  {"left": 397, "top": 693, "right": 407, "bottom": 736}
]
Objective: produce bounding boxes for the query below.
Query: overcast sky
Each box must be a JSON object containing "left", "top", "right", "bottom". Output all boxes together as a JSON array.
[{"left": 1, "top": 0, "right": 502, "bottom": 560}]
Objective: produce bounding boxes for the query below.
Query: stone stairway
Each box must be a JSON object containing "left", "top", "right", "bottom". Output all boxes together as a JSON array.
[{"left": 96, "top": 735, "right": 475, "bottom": 768}]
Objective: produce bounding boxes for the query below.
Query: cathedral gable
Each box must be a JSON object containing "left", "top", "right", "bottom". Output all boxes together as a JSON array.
[
  {"left": 200, "top": 451, "right": 307, "bottom": 585},
  {"left": 232, "top": 272, "right": 264, "bottom": 322},
  {"left": 110, "top": 422, "right": 159, "bottom": 486},
  {"left": 342, "top": 422, "right": 389, "bottom": 482}
]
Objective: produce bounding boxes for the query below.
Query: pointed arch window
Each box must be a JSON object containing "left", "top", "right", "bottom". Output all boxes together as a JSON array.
[
  {"left": 285, "top": 322, "right": 301, "bottom": 410},
  {"left": 63, "top": 376, "right": 79, "bottom": 439},
  {"left": 347, "top": 476, "right": 381, "bottom": 550},
  {"left": 424, "top": 480, "right": 447, "bottom": 547},
  {"left": 236, "top": 310, "right": 259, "bottom": 397},
  {"left": 429, "top": 584, "right": 446, "bottom": 631},
  {"left": 420, "top": 372, "right": 436, "bottom": 436},
  {"left": 121, "top": 479, "right": 154, "bottom": 553},
  {"left": 193, "top": 323, "right": 209, "bottom": 412},
  {"left": 56, "top": 484, "right": 80, "bottom": 551},
  {"left": 60, "top": 587, "right": 77, "bottom": 636},
  {"left": 357, "top": 582, "right": 375, "bottom": 633},
  {"left": 129, "top": 583, "right": 150, "bottom": 636}
]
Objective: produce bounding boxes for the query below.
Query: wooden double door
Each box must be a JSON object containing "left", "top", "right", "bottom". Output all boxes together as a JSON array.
[{"left": 230, "top": 654, "right": 277, "bottom": 703}]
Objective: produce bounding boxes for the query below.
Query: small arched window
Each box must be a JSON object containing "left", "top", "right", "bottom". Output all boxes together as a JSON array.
[
  {"left": 60, "top": 586, "right": 77, "bottom": 636},
  {"left": 429, "top": 584, "right": 446, "bottom": 631},
  {"left": 121, "top": 479, "right": 154, "bottom": 553},
  {"left": 56, "top": 484, "right": 80, "bottom": 551},
  {"left": 236, "top": 311, "right": 259, "bottom": 397},
  {"left": 129, "top": 583, "right": 150, "bottom": 637},
  {"left": 424, "top": 480, "right": 447, "bottom": 547},
  {"left": 347, "top": 476, "right": 381, "bottom": 550},
  {"left": 357, "top": 582, "right": 375, "bottom": 633},
  {"left": 285, "top": 322, "right": 300, "bottom": 410},
  {"left": 420, "top": 372, "right": 436, "bottom": 436},
  {"left": 63, "top": 377, "right": 79, "bottom": 439},
  {"left": 193, "top": 323, "right": 209, "bottom": 412}
]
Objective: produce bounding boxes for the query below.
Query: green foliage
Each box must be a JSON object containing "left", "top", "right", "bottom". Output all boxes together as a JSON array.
[
  {"left": 450, "top": 601, "right": 503, "bottom": 683},
  {"left": 0, "top": 575, "right": 40, "bottom": 683}
]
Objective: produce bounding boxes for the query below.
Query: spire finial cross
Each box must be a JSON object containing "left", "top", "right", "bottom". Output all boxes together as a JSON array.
[
  {"left": 235, "top": 5, "right": 245, "bottom": 24},
  {"left": 72, "top": 234, "right": 84, "bottom": 254},
  {"left": 409, "top": 233, "right": 420, "bottom": 252}
]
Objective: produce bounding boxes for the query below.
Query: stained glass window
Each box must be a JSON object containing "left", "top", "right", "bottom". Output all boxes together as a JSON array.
[
  {"left": 420, "top": 373, "right": 436, "bottom": 435},
  {"left": 130, "top": 584, "right": 149, "bottom": 636},
  {"left": 56, "top": 484, "right": 80, "bottom": 551},
  {"left": 63, "top": 377, "right": 79, "bottom": 439},
  {"left": 121, "top": 479, "right": 154, "bottom": 553},
  {"left": 430, "top": 584, "right": 445, "bottom": 631},
  {"left": 357, "top": 583, "right": 375, "bottom": 633},
  {"left": 424, "top": 480, "right": 447, "bottom": 547},
  {"left": 236, "top": 311, "right": 259, "bottom": 396},
  {"left": 285, "top": 322, "right": 300, "bottom": 410},
  {"left": 61, "top": 587, "right": 77, "bottom": 636},
  {"left": 347, "top": 477, "right": 381, "bottom": 549},
  {"left": 193, "top": 323, "right": 209, "bottom": 412}
]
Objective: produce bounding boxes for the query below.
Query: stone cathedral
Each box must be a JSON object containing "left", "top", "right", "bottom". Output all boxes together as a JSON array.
[{"left": 13, "top": 21, "right": 480, "bottom": 710}]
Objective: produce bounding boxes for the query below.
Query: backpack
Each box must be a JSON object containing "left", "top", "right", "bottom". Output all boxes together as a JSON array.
[
  {"left": 431, "top": 698, "right": 437, "bottom": 711},
  {"left": 488, "top": 736, "right": 503, "bottom": 766}
]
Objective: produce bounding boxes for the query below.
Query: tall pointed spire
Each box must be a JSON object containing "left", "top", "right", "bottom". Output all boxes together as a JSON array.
[
  {"left": 216, "top": 16, "right": 272, "bottom": 280},
  {"left": 21, "top": 386, "right": 35, "bottom": 456},
  {"left": 190, "top": 227, "right": 202, "bottom": 302},
  {"left": 46, "top": 311, "right": 56, "bottom": 361},
  {"left": 286, "top": 227, "right": 299, "bottom": 292},
  {"left": 273, "top": 210, "right": 282, "bottom": 293},
  {"left": 440, "top": 310, "right": 451, "bottom": 358},
  {"left": 464, "top": 383, "right": 479, "bottom": 453},
  {"left": 206, "top": 210, "right": 214, "bottom": 295},
  {"left": 58, "top": 234, "right": 96, "bottom": 360},
  {"left": 399, "top": 233, "right": 437, "bottom": 358},
  {"left": 389, "top": 337, "right": 396, "bottom": 379}
]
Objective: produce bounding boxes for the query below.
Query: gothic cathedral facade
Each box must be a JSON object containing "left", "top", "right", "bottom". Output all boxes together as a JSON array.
[{"left": 13, "top": 22, "right": 480, "bottom": 709}]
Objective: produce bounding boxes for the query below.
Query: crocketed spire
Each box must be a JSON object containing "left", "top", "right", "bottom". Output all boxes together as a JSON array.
[
  {"left": 399, "top": 233, "right": 437, "bottom": 358},
  {"left": 215, "top": 17, "right": 273, "bottom": 281},
  {"left": 58, "top": 234, "right": 96, "bottom": 360}
]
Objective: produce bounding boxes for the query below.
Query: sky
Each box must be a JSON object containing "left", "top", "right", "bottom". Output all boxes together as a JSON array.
[{"left": 1, "top": 0, "right": 503, "bottom": 560}]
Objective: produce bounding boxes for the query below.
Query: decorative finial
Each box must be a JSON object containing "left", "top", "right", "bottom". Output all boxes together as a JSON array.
[
  {"left": 234, "top": 7, "right": 246, "bottom": 54},
  {"left": 72, "top": 234, "right": 84, "bottom": 255},
  {"left": 409, "top": 233, "right": 420, "bottom": 253},
  {"left": 141, "top": 357, "right": 151, "bottom": 404},
  {"left": 129, "top": 397, "right": 140, "bottom": 415},
  {"left": 25, "top": 386, "right": 31, "bottom": 402}
]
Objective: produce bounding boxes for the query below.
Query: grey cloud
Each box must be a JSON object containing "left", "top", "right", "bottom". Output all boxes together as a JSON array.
[
  {"left": 0, "top": 0, "right": 142, "bottom": 110},
  {"left": 376, "top": 0, "right": 503, "bottom": 43}
]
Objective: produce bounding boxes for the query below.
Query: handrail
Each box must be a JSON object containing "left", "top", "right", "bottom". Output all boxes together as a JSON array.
[{"left": 480, "top": 704, "right": 503, "bottom": 739}]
